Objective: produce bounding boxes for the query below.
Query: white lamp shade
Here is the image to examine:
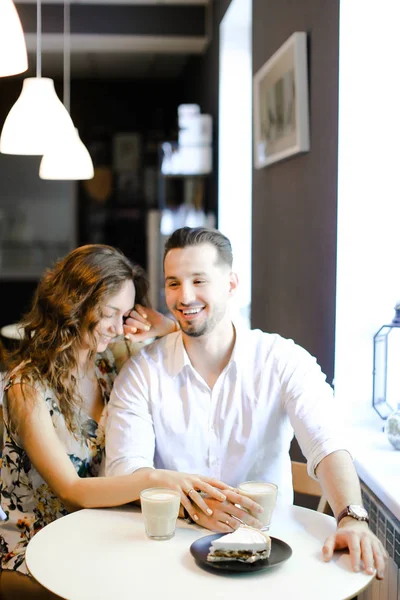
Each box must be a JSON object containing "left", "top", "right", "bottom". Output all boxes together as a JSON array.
[
  {"left": 0, "top": 0, "right": 28, "bottom": 77},
  {"left": 0, "top": 78, "right": 75, "bottom": 155},
  {"left": 39, "top": 128, "right": 94, "bottom": 180}
]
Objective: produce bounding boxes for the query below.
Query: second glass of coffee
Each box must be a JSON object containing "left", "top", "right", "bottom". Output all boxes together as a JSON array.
[{"left": 238, "top": 481, "right": 278, "bottom": 530}]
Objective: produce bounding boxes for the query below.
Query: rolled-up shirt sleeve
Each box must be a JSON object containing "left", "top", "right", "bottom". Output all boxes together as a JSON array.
[
  {"left": 105, "top": 355, "right": 155, "bottom": 477},
  {"left": 278, "top": 339, "right": 352, "bottom": 480}
]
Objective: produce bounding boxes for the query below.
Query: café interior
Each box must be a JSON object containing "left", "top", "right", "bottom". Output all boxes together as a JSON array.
[{"left": 0, "top": 0, "right": 399, "bottom": 598}]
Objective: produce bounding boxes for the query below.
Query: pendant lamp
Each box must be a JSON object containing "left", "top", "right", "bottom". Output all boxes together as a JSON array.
[
  {"left": 0, "top": 0, "right": 74, "bottom": 155},
  {"left": 0, "top": 0, "right": 28, "bottom": 77},
  {"left": 39, "top": 0, "right": 94, "bottom": 180}
]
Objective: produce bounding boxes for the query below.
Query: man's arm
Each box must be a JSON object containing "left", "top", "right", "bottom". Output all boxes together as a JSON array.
[
  {"left": 316, "top": 450, "right": 387, "bottom": 579},
  {"left": 105, "top": 354, "right": 239, "bottom": 519},
  {"left": 278, "top": 340, "right": 387, "bottom": 578}
]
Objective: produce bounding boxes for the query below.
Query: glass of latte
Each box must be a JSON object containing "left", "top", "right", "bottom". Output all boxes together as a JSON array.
[
  {"left": 238, "top": 481, "right": 278, "bottom": 530},
  {"left": 140, "top": 488, "right": 181, "bottom": 540}
]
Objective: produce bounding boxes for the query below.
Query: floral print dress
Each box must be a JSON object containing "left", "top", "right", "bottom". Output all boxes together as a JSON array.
[{"left": 0, "top": 350, "right": 117, "bottom": 574}]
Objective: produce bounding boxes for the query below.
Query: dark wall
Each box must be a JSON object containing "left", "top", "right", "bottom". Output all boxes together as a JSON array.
[{"left": 252, "top": 0, "right": 339, "bottom": 384}]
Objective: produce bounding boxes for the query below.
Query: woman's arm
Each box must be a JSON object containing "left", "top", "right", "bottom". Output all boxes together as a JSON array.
[
  {"left": 8, "top": 384, "right": 227, "bottom": 516},
  {"left": 110, "top": 305, "right": 178, "bottom": 371}
]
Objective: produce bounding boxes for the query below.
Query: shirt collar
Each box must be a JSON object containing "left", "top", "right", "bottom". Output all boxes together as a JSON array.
[{"left": 167, "top": 320, "right": 248, "bottom": 378}]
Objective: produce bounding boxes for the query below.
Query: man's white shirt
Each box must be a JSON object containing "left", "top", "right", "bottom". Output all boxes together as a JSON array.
[{"left": 106, "top": 326, "right": 349, "bottom": 505}]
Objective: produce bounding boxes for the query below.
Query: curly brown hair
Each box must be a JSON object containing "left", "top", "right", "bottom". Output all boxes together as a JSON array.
[{"left": 6, "top": 244, "right": 149, "bottom": 435}]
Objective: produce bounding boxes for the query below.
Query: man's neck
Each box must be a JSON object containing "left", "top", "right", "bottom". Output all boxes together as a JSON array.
[{"left": 182, "top": 320, "right": 236, "bottom": 389}]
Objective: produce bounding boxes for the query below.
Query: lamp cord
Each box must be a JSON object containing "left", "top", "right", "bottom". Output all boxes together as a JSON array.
[
  {"left": 63, "top": 0, "right": 70, "bottom": 112},
  {"left": 36, "top": 0, "right": 41, "bottom": 77}
]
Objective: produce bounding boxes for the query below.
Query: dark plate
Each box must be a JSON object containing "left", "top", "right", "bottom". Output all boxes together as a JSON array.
[{"left": 190, "top": 533, "right": 292, "bottom": 573}]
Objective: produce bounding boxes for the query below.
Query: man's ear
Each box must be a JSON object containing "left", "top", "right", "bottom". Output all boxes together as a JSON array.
[{"left": 228, "top": 271, "right": 239, "bottom": 297}]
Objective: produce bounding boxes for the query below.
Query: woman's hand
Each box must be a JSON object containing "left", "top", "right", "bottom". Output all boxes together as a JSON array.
[
  {"left": 148, "top": 470, "right": 229, "bottom": 521},
  {"left": 123, "top": 305, "right": 177, "bottom": 342},
  {"left": 190, "top": 489, "right": 264, "bottom": 533}
]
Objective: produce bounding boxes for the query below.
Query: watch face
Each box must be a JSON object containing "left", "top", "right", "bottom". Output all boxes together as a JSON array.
[{"left": 349, "top": 505, "right": 368, "bottom": 519}]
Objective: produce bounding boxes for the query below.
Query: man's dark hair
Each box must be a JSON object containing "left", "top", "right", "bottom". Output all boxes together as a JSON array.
[{"left": 164, "top": 227, "right": 233, "bottom": 268}]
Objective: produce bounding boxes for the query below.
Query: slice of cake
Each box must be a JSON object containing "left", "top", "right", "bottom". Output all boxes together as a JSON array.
[{"left": 207, "top": 525, "right": 271, "bottom": 563}]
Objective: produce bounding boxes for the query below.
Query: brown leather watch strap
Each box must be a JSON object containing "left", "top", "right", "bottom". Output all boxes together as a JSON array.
[{"left": 337, "top": 505, "right": 369, "bottom": 525}]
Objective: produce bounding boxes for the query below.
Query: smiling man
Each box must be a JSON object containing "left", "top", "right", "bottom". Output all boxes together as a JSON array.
[{"left": 106, "top": 226, "right": 387, "bottom": 579}]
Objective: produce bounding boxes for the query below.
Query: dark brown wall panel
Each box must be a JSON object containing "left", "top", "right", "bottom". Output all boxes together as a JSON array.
[{"left": 252, "top": 0, "right": 339, "bottom": 384}]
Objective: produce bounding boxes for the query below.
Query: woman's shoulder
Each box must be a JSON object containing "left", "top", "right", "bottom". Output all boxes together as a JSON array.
[{"left": 95, "top": 347, "right": 119, "bottom": 377}]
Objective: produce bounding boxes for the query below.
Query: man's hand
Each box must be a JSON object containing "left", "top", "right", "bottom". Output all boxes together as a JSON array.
[
  {"left": 190, "top": 489, "right": 264, "bottom": 533},
  {"left": 322, "top": 519, "right": 387, "bottom": 579}
]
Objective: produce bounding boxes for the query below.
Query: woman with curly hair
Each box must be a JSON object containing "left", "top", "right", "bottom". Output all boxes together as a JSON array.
[{"left": 0, "top": 244, "right": 226, "bottom": 599}]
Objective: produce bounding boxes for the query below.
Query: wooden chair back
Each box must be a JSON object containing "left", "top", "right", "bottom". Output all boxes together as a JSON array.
[{"left": 291, "top": 460, "right": 330, "bottom": 513}]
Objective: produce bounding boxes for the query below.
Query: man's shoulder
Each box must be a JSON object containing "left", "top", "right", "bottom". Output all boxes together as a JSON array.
[
  {"left": 241, "top": 327, "right": 290, "bottom": 350},
  {"left": 123, "top": 332, "right": 179, "bottom": 372},
  {"left": 239, "top": 327, "right": 312, "bottom": 364}
]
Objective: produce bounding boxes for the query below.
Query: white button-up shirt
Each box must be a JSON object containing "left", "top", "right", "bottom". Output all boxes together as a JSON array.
[{"left": 106, "top": 327, "right": 348, "bottom": 504}]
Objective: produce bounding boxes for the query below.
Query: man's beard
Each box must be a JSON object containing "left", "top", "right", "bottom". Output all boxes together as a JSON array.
[
  {"left": 179, "top": 304, "right": 226, "bottom": 338},
  {"left": 182, "top": 321, "right": 208, "bottom": 338}
]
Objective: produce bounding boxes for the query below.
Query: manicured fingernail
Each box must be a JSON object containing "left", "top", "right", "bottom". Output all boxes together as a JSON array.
[
  {"left": 142, "top": 313, "right": 147, "bottom": 319},
  {"left": 193, "top": 514, "right": 199, "bottom": 521},
  {"left": 219, "top": 494, "right": 226, "bottom": 501},
  {"left": 145, "top": 325, "right": 151, "bottom": 331},
  {"left": 124, "top": 335, "right": 130, "bottom": 340},
  {"left": 207, "top": 509, "right": 213, "bottom": 515}
]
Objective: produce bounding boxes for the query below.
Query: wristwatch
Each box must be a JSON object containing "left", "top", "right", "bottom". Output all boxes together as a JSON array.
[{"left": 337, "top": 504, "right": 369, "bottom": 525}]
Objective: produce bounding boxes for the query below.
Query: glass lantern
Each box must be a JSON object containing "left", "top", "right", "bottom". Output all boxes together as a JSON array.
[{"left": 373, "top": 302, "right": 400, "bottom": 419}]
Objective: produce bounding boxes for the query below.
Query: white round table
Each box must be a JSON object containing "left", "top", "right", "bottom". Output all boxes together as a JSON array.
[{"left": 25, "top": 505, "right": 374, "bottom": 600}]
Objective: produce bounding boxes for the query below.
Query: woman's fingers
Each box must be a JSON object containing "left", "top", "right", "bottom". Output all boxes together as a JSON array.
[
  {"left": 202, "top": 477, "right": 234, "bottom": 491},
  {"left": 179, "top": 491, "right": 199, "bottom": 522},
  {"left": 195, "top": 481, "right": 226, "bottom": 502},
  {"left": 185, "top": 490, "right": 214, "bottom": 516},
  {"left": 223, "top": 489, "right": 263, "bottom": 514},
  {"left": 226, "top": 503, "right": 263, "bottom": 528},
  {"left": 124, "top": 310, "right": 151, "bottom": 330}
]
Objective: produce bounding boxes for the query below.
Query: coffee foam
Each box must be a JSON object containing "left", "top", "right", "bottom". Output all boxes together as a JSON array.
[
  {"left": 240, "top": 482, "right": 276, "bottom": 493},
  {"left": 146, "top": 492, "right": 176, "bottom": 501}
]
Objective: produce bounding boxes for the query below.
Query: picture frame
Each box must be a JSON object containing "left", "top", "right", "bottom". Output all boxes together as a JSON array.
[
  {"left": 253, "top": 32, "right": 310, "bottom": 169},
  {"left": 112, "top": 133, "right": 142, "bottom": 172}
]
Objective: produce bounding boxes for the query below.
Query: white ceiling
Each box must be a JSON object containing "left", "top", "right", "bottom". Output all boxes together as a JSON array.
[
  {"left": 16, "top": 0, "right": 211, "bottom": 78},
  {"left": 24, "top": 34, "right": 208, "bottom": 78},
  {"left": 16, "top": 1, "right": 210, "bottom": 4}
]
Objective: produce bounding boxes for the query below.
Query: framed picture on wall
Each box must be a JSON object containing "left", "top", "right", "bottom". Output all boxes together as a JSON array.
[
  {"left": 112, "top": 133, "right": 142, "bottom": 172},
  {"left": 253, "top": 32, "right": 310, "bottom": 169}
]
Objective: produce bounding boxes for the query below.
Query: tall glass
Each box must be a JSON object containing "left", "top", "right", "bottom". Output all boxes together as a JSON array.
[{"left": 238, "top": 481, "right": 278, "bottom": 530}]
